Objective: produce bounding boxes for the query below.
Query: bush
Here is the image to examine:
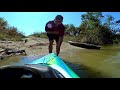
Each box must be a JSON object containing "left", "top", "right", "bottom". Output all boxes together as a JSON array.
[
  {"left": 113, "top": 38, "right": 119, "bottom": 44},
  {"left": 31, "top": 32, "right": 48, "bottom": 39}
]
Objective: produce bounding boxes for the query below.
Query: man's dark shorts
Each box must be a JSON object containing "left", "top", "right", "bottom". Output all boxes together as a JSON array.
[{"left": 47, "top": 34, "right": 59, "bottom": 42}]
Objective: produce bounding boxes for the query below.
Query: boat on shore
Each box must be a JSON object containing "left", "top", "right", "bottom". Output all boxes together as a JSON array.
[{"left": 68, "top": 41, "right": 101, "bottom": 49}]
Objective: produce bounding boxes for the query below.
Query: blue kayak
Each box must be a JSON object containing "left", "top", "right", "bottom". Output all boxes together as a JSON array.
[
  {"left": 29, "top": 53, "right": 80, "bottom": 78},
  {"left": 0, "top": 53, "right": 80, "bottom": 78}
]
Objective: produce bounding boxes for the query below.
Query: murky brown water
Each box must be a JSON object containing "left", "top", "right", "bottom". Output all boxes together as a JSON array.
[
  {"left": 60, "top": 44, "right": 120, "bottom": 78},
  {"left": 0, "top": 44, "right": 120, "bottom": 78}
]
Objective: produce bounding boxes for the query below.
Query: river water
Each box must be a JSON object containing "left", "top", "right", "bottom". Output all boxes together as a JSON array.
[
  {"left": 60, "top": 44, "right": 120, "bottom": 78},
  {"left": 0, "top": 44, "right": 120, "bottom": 78}
]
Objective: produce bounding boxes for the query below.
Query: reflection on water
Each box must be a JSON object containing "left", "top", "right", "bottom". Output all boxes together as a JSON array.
[
  {"left": 15, "top": 54, "right": 45, "bottom": 65},
  {"left": 0, "top": 54, "right": 45, "bottom": 67}
]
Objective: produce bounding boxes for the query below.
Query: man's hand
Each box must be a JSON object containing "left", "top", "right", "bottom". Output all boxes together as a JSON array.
[{"left": 54, "top": 31, "right": 59, "bottom": 34}]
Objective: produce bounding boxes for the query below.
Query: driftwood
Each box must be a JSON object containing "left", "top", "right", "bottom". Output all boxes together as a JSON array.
[
  {"left": 0, "top": 48, "right": 26, "bottom": 60},
  {"left": 68, "top": 41, "right": 101, "bottom": 49}
]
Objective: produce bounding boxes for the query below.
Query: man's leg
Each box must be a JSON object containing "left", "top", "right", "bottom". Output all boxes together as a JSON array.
[
  {"left": 56, "top": 36, "right": 63, "bottom": 56},
  {"left": 49, "top": 40, "right": 54, "bottom": 53},
  {"left": 47, "top": 34, "right": 54, "bottom": 53}
]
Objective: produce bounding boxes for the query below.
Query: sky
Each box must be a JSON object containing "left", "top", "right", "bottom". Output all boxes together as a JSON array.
[{"left": 0, "top": 12, "right": 120, "bottom": 36}]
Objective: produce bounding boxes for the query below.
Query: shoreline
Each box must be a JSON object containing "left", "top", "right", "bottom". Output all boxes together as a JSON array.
[{"left": 0, "top": 36, "right": 83, "bottom": 59}]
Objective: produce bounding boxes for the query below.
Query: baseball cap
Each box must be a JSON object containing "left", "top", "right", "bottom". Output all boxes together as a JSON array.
[{"left": 55, "top": 15, "right": 63, "bottom": 22}]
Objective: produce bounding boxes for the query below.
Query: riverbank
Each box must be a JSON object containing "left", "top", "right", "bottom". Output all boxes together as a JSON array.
[{"left": 0, "top": 36, "right": 83, "bottom": 59}]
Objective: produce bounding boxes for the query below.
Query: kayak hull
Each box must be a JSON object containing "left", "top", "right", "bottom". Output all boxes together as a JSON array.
[{"left": 29, "top": 53, "right": 80, "bottom": 78}]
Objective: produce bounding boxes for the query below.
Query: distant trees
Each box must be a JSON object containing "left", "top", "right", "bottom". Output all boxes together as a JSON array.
[
  {"left": 64, "top": 12, "right": 120, "bottom": 45},
  {"left": 30, "top": 32, "right": 48, "bottom": 38},
  {"left": 0, "top": 17, "right": 25, "bottom": 41},
  {"left": 0, "top": 17, "right": 8, "bottom": 30},
  {"left": 65, "top": 24, "right": 81, "bottom": 36}
]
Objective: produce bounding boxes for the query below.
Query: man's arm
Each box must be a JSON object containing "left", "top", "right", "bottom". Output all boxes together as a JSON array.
[
  {"left": 45, "top": 21, "right": 59, "bottom": 34},
  {"left": 58, "top": 24, "right": 65, "bottom": 36}
]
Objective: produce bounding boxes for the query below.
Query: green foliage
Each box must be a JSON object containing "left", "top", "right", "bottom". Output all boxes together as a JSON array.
[
  {"left": 79, "top": 12, "right": 120, "bottom": 45},
  {"left": 31, "top": 32, "right": 48, "bottom": 39},
  {"left": 63, "top": 35, "right": 78, "bottom": 42},
  {"left": 0, "top": 17, "right": 8, "bottom": 29},
  {"left": 113, "top": 38, "right": 119, "bottom": 44},
  {"left": 31, "top": 32, "right": 41, "bottom": 37},
  {"left": 65, "top": 24, "right": 81, "bottom": 36},
  {"left": 64, "top": 12, "right": 120, "bottom": 45},
  {"left": 0, "top": 17, "right": 25, "bottom": 41}
]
